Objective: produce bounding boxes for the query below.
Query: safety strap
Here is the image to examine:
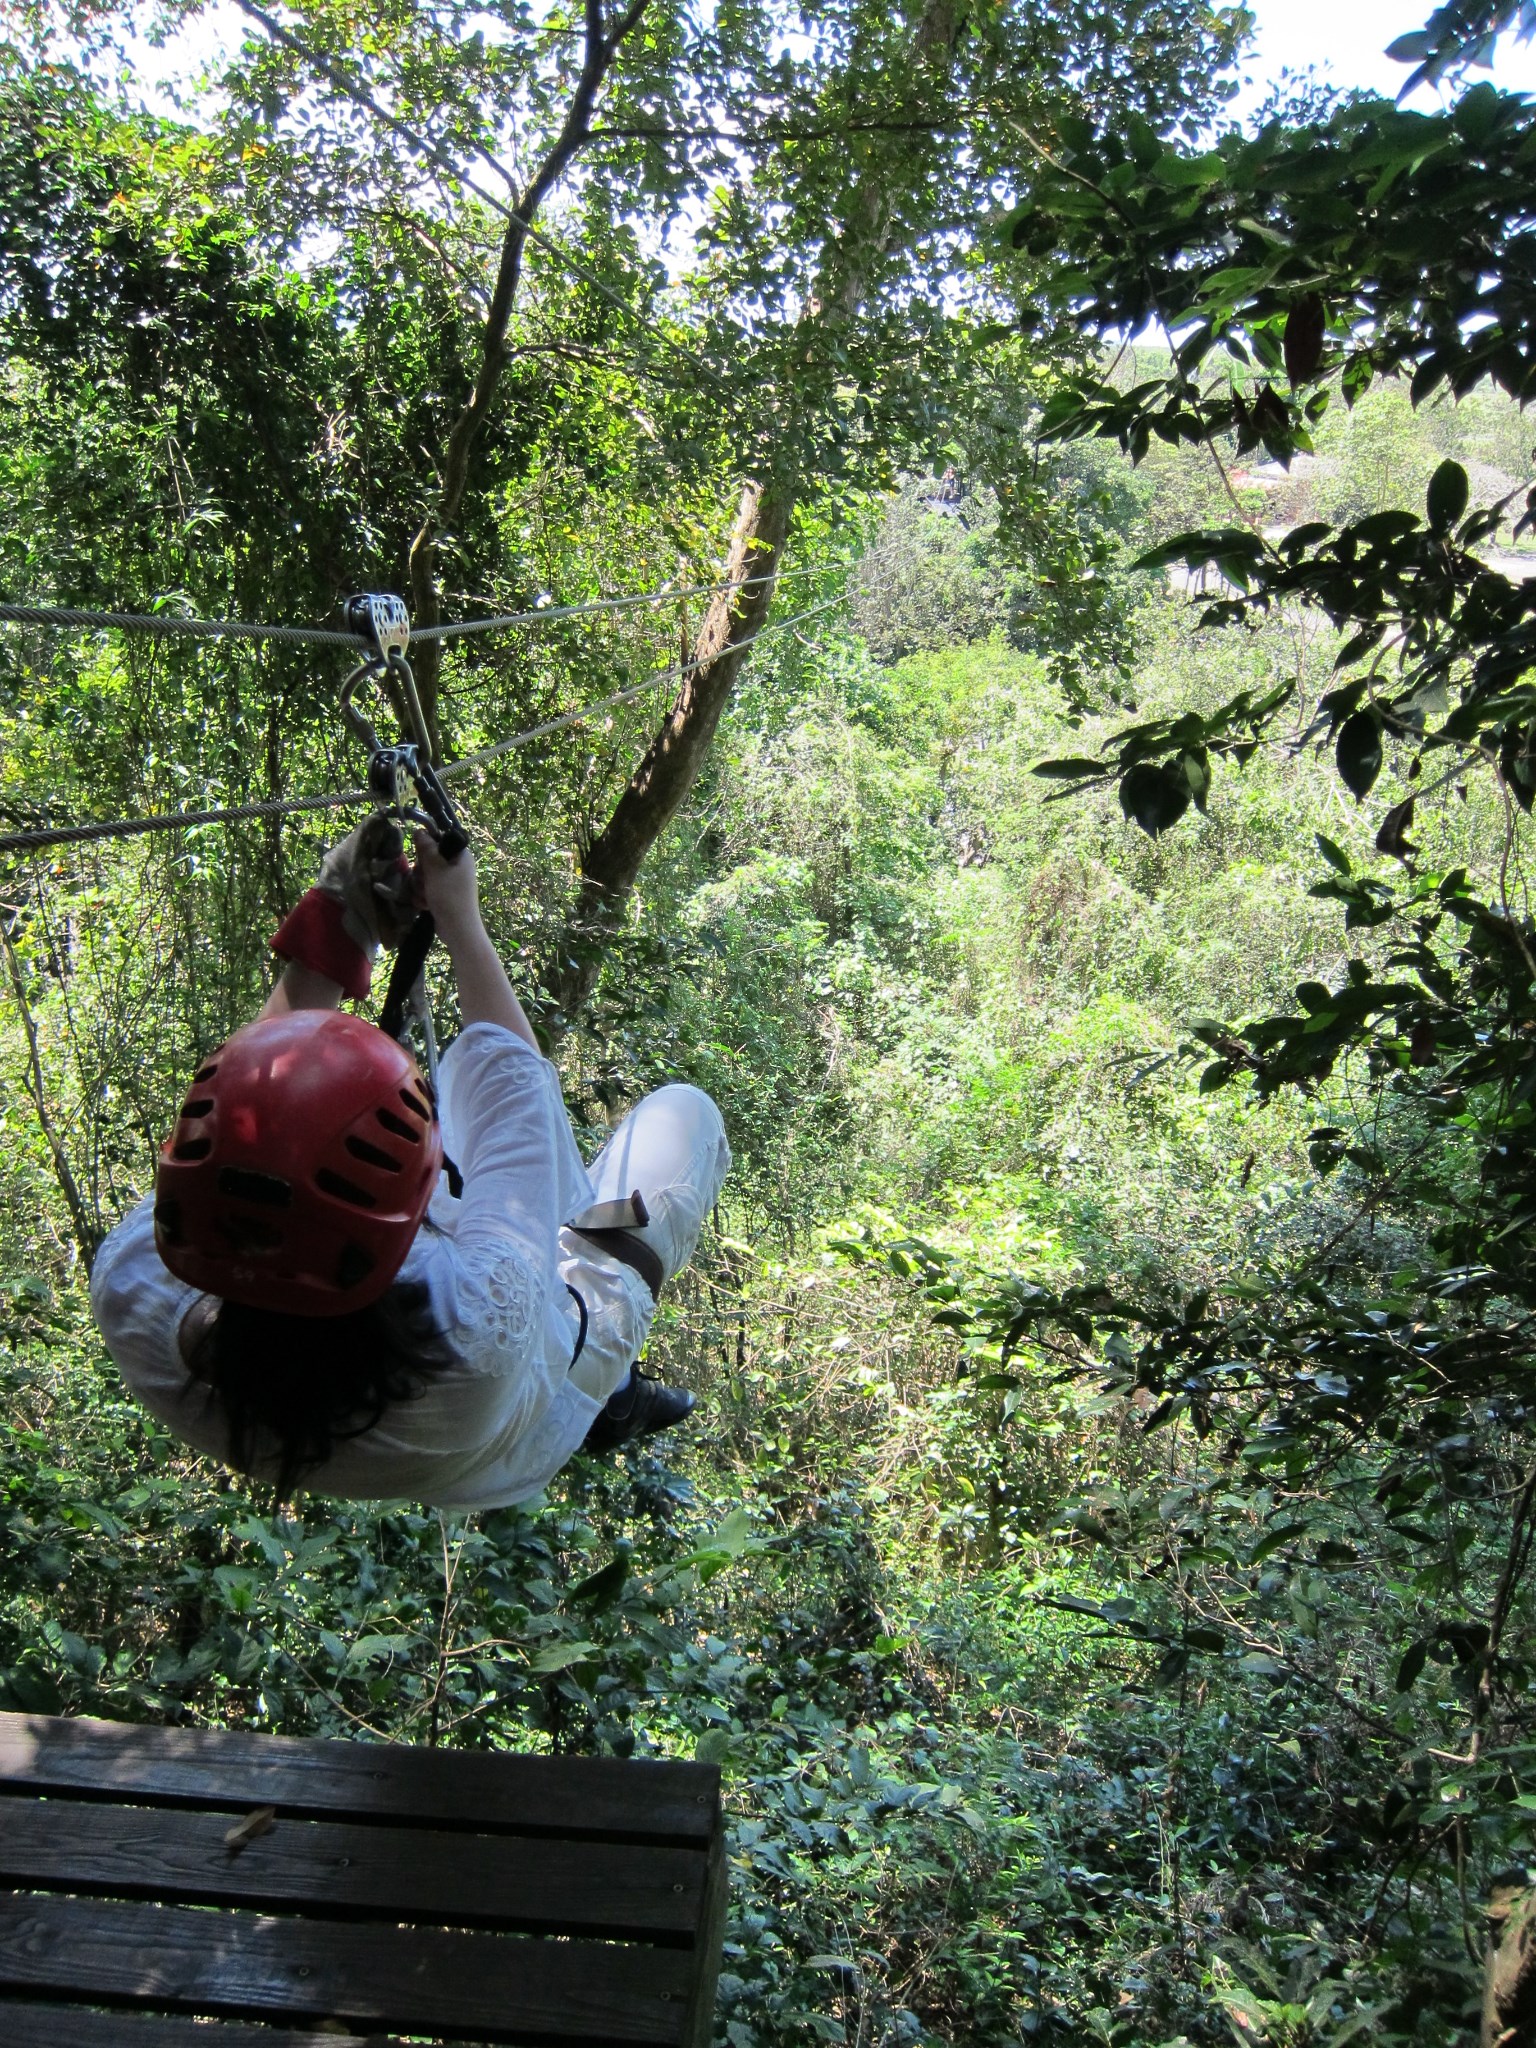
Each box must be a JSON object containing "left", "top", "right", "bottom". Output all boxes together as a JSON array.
[
  {"left": 379, "top": 911, "right": 438, "bottom": 1044},
  {"left": 566, "top": 1224, "right": 665, "bottom": 1303},
  {"left": 566, "top": 1283, "right": 590, "bottom": 1366}
]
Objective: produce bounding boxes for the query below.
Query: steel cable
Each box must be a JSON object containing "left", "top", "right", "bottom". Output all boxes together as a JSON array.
[
  {"left": 0, "top": 602, "right": 361, "bottom": 647},
  {"left": 0, "top": 565, "right": 821, "bottom": 654},
  {"left": 0, "top": 788, "right": 373, "bottom": 854},
  {"left": 416, "top": 564, "right": 818, "bottom": 643},
  {"left": 0, "top": 592, "right": 847, "bottom": 855},
  {"left": 442, "top": 592, "right": 847, "bottom": 776}
]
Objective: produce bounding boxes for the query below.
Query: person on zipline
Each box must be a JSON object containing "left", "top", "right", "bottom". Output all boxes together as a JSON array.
[{"left": 90, "top": 819, "right": 731, "bottom": 1505}]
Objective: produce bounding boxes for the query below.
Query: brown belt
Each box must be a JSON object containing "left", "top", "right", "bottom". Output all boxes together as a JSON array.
[{"left": 566, "top": 1224, "right": 664, "bottom": 1302}]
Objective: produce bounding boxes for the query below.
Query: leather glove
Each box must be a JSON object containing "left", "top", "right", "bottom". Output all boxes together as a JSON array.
[
  {"left": 271, "top": 813, "right": 417, "bottom": 1000},
  {"left": 317, "top": 812, "right": 418, "bottom": 954}
]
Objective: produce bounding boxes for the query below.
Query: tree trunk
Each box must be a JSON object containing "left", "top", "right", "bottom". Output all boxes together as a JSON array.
[{"left": 547, "top": 480, "right": 792, "bottom": 1030}]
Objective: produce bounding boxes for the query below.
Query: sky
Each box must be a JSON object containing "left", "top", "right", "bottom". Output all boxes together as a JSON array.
[
  {"left": 1234, "top": 0, "right": 1536, "bottom": 110},
  {"left": 128, "top": 0, "right": 1536, "bottom": 137}
]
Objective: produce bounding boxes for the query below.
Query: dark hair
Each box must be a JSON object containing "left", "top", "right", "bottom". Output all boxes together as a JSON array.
[{"left": 186, "top": 1279, "right": 453, "bottom": 1501}]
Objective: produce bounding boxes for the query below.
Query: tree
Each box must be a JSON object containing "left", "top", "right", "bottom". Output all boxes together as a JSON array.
[
  {"left": 958, "top": 3, "right": 1536, "bottom": 1982},
  {"left": 168, "top": 0, "right": 1248, "bottom": 1025},
  {"left": 0, "top": 0, "right": 1244, "bottom": 1251}
]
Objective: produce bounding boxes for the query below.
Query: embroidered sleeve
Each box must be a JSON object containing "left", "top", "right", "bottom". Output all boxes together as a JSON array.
[{"left": 456, "top": 1239, "right": 542, "bottom": 1359}]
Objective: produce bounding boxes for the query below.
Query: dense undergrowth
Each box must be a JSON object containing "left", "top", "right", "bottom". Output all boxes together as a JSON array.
[
  {"left": 9, "top": 0, "right": 1536, "bottom": 2027},
  {"left": 8, "top": 389, "right": 1535, "bottom": 2040}
]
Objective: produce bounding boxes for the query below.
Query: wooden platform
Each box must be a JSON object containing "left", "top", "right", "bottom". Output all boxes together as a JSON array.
[{"left": 0, "top": 1710, "right": 728, "bottom": 2047}]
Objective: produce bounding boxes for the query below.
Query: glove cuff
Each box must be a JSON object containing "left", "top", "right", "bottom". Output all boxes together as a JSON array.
[{"left": 272, "top": 889, "right": 374, "bottom": 1001}]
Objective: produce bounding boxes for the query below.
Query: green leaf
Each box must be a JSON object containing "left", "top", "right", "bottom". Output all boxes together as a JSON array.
[
  {"left": 1501, "top": 723, "right": 1536, "bottom": 811},
  {"left": 1335, "top": 710, "right": 1382, "bottom": 801},
  {"left": 1376, "top": 796, "right": 1416, "bottom": 863},
  {"left": 1154, "top": 1645, "right": 1189, "bottom": 1684},
  {"left": 1185, "top": 1626, "right": 1227, "bottom": 1652},
  {"left": 1427, "top": 458, "right": 1469, "bottom": 534},
  {"left": 1248, "top": 1522, "right": 1309, "bottom": 1565},
  {"left": 702, "top": 1508, "right": 754, "bottom": 1557},
  {"left": 677, "top": 1508, "right": 760, "bottom": 1576},
  {"left": 568, "top": 1551, "right": 630, "bottom": 1610},
  {"left": 1283, "top": 294, "right": 1326, "bottom": 384},
  {"left": 1154, "top": 149, "right": 1227, "bottom": 187},
  {"left": 1119, "top": 761, "right": 1191, "bottom": 836},
  {"left": 1179, "top": 747, "right": 1211, "bottom": 810},
  {"left": 344, "top": 1634, "right": 415, "bottom": 1670},
  {"left": 1395, "top": 1639, "right": 1429, "bottom": 1692},
  {"left": 1315, "top": 833, "right": 1352, "bottom": 875},
  {"left": 1031, "top": 756, "right": 1106, "bottom": 780},
  {"left": 528, "top": 1640, "right": 601, "bottom": 1673}
]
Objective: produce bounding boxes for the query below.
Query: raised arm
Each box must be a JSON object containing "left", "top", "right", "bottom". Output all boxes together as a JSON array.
[
  {"left": 415, "top": 833, "right": 540, "bottom": 1053},
  {"left": 261, "top": 961, "right": 345, "bottom": 1018}
]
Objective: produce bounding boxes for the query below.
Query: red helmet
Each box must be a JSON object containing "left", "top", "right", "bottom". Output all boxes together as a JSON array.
[{"left": 153, "top": 1011, "right": 443, "bottom": 1317}]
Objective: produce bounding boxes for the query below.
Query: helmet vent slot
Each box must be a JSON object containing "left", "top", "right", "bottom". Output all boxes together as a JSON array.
[
  {"left": 346, "top": 1136, "right": 403, "bottom": 1173},
  {"left": 399, "top": 1087, "right": 431, "bottom": 1122},
  {"left": 222, "top": 1216, "right": 283, "bottom": 1252},
  {"left": 181, "top": 1098, "right": 215, "bottom": 1119},
  {"left": 218, "top": 1167, "right": 292, "bottom": 1208},
  {"left": 153, "top": 1198, "right": 182, "bottom": 1244},
  {"left": 336, "top": 1242, "right": 378, "bottom": 1290},
  {"left": 172, "top": 1138, "right": 212, "bottom": 1161},
  {"left": 193, "top": 1063, "right": 219, "bottom": 1084},
  {"left": 376, "top": 1108, "right": 421, "bottom": 1143},
  {"left": 315, "top": 1167, "right": 378, "bottom": 1210}
]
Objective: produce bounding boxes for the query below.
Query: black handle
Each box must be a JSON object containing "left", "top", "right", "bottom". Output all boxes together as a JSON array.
[
  {"left": 414, "top": 757, "right": 468, "bottom": 860},
  {"left": 379, "top": 912, "right": 438, "bottom": 1044}
]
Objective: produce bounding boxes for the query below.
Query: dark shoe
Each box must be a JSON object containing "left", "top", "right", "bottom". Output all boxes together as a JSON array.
[{"left": 582, "top": 1368, "right": 696, "bottom": 1454}]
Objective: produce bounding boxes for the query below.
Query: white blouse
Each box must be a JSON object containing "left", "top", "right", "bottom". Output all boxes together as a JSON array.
[{"left": 90, "top": 1023, "right": 610, "bottom": 1508}]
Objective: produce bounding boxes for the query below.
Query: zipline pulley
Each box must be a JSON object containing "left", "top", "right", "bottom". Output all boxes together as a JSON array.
[
  {"left": 344, "top": 592, "right": 411, "bottom": 660},
  {"left": 337, "top": 594, "right": 468, "bottom": 1077},
  {"left": 337, "top": 597, "right": 467, "bottom": 859}
]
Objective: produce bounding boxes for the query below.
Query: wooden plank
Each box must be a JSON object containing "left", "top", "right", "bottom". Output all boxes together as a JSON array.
[
  {"left": 0, "top": 1893, "right": 693, "bottom": 2046},
  {"left": 0, "top": 2001, "right": 412, "bottom": 2048},
  {"left": 679, "top": 1823, "right": 730, "bottom": 2048},
  {"left": 0, "top": 1797, "right": 703, "bottom": 1940},
  {"left": 0, "top": 1714, "right": 719, "bottom": 1847}
]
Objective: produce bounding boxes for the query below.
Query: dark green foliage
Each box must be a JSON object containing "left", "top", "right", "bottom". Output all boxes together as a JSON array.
[
  {"left": 1335, "top": 709, "right": 1383, "bottom": 800},
  {"left": 977, "top": 29, "right": 1536, "bottom": 2029},
  {"left": 1016, "top": 85, "right": 1536, "bottom": 838},
  {"left": 1118, "top": 757, "right": 1191, "bottom": 834},
  {"left": 10, "top": 2, "right": 1536, "bottom": 2043}
]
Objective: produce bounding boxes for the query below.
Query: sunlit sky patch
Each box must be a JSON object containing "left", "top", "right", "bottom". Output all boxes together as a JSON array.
[
  {"left": 124, "top": 0, "right": 1536, "bottom": 122},
  {"left": 1235, "top": 0, "right": 1536, "bottom": 112}
]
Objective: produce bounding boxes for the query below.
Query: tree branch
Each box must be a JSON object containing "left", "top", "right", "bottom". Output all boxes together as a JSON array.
[
  {"left": 1, "top": 917, "right": 100, "bottom": 1272},
  {"left": 408, "top": 0, "right": 650, "bottom": 756}
]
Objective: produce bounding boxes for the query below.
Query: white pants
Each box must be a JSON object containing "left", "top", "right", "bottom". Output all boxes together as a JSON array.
[{"left": 558, "top": 1084, "right": 731, "bottom": 1402}]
